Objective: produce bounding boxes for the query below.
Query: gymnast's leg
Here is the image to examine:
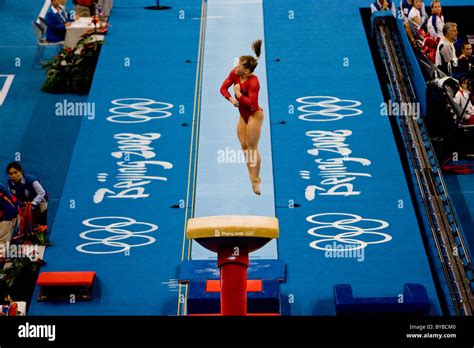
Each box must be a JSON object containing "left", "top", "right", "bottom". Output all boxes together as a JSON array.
[
  {"left": 237, "top": 115, "right": 253, "bottom": 182},
  {"left": 246, "top": 110, "right": 263, "bottom": 195}
]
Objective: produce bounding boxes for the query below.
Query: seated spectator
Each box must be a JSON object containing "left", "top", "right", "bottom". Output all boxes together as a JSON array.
[
  {"left": 458, "top": 42, "right": 473, "bottom": 74},
  {"left": 45, "top": 0, "right": 72, "bottom": 43},
  {"left": 73, "top": 0, "right": 98, "bottom": 18},
  {"left": 454, "top": 76, "right": 474, "bottom": 125},
  {"left": 371, "top": 0, "right": 397, "bottom": 17},
  {"left": 0, "top": 183, "right": 18, "bottom": 245},
  {"left": 436, "top": 22, "right": 458, "bottom": 75},
  {"left": 400, "top": 0, "right": 412, "bottom": 21},
  {"left": 427, "top": 0, "right": 444, "bottom": 38},
  {"left": 408, "top": 0, "right": 425, "bottom": 30},
  {"left": 6, "top": 162, "right": 49, "bottom": 226},
  {"left": 400, "top": 0, "right": 427, "bottom": 23}
]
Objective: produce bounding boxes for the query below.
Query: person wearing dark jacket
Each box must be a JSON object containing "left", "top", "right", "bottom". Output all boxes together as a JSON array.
[
  {"left": 6, "top": 162, "right": 48, "bottom": 226},
  {"left": 45, "top": 0, "right": 72, "bottom": 43},
  {"left": 458, "top": 42, "right": 473, "bottom": 74}
]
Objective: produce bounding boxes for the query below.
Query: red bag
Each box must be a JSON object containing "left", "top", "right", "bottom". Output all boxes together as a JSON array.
[{"left": 420, "top": 34, "right": 440, "bottom": 64}]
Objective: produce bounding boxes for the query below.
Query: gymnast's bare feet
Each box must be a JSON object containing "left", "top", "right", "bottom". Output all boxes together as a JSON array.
[{"left": 252, "top": 177, "right": 261, "bottom": 195}]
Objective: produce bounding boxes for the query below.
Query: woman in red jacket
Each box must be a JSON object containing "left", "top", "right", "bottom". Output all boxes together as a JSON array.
[{"left": 220, "top": 40, "right": 264, "bottom": 195}]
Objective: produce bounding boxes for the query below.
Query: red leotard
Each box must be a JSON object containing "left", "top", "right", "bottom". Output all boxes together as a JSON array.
[{"left": 220, "top": 69, "right": 263, "bottom": 123}]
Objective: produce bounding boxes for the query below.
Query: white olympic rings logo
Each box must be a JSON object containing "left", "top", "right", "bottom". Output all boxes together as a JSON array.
[
  {"left": 306, "top": 213, "right": 392, "bottom": 251},
  {"left": 76, "top": 216, "right": 158, "bottom": 254},
  {"left": 296, "top": 96, "right": 363, "bottom": 122},
  {"left": 107, "top": 98, "right": 173, "bottom": 123}
]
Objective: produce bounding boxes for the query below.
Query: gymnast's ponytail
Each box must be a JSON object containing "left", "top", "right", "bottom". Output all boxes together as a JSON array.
[
  {"left": 240, "top": 39, "right": 262, "bottom": 73},
  {"left": 251, "top": 39, "right": 262, "bottom": 60}
]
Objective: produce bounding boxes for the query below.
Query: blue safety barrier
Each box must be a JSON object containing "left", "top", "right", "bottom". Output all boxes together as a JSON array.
[{"left": 334, "top": 283, "right": 431, "bottom": 314}]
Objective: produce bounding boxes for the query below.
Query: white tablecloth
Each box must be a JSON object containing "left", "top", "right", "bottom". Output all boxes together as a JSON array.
[{"left": 65, "top": 17, "right": 96, "bottom": 49}]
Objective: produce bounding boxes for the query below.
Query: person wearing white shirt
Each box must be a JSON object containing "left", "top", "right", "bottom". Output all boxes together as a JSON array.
[
  {"left": 436, "top": 22, "right": 458, "bottom": 74},
  {"left": 408, "top": 0, "right": 424, "bottom": 30},
  {"left": 427, "top": 0, "right": 444, "bottom": 38},
  {"left": 454, "top": 77, "right": 474, "bottom": 125},
  {"left": 371, "top": 0, "right": 397, "bottom": 17},
  {"left": 400, "top": 0, "right": 427, "bottom": 23}
]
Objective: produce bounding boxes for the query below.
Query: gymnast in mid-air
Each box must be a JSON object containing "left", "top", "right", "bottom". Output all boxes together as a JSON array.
[{"left": 220, "top": 39, "right": 264, "bottom": 195}]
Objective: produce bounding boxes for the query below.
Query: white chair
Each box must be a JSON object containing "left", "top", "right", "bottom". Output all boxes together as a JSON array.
[
  {"left": 32, "top": 20, "right": 64, "bottom": 68},
  {"left": 37, "top": 16, "right": 48, "bottom": 33}
]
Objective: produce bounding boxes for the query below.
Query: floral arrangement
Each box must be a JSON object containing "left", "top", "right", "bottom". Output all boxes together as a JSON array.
[
  {"left": 91, "top": 14, "right": 110, "bottom": 34},
  {"left": 0, "top": 205, "right": 48, "bottom": 300},
  {"left": 0, "top": 257, "right": 46, "bottom": 288},
  {"left": 41, "top": 30, "right": 105, "bottom": 94},
  {"left": 14, "top": 203, "right": 51, "bottom": 246},
  {"left": 23, "top": 225, "right": 50, "bottom": 246}
]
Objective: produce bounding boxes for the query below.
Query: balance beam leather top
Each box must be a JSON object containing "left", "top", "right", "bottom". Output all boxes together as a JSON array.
[{"left": 187, "top": 215, "right": 279, "bottom": 252}]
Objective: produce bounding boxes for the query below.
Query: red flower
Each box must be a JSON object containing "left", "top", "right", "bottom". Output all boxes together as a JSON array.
[{"left": 34, "top": 225, "right": 48, "bottom": 234}]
